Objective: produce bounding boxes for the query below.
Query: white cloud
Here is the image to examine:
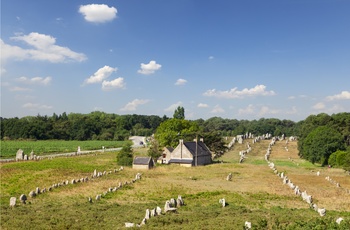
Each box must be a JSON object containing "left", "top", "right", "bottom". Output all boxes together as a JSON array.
[
  {"left": 4, "top": 33, "right": 86, "bottom": 63},
  {"left": 79, "top": 4, "right": 117, "bottom": 23},
  {"left": 211, "top": 105, "right": 225, "bottom": 114},
  {"left": 120, "top": 99, "right": 149, "bottom": 111},
  {"left": 1, "top": 33, "right": 85, "bottom": 68},
  {"left": 175, "top": 78, "right": 187, "bottom": 86},
  {"left": 17, "top": 76, "right": 52, "bottom": 85},
  {"left": 22, "top": 103, "right": 53, "bottom": 110},
  {"left": 84, "top": 66, "right": 117, "bottom": 84},
  {"left": 1, "top": 68, "right": 6, "bottom": 75},
  {"left": 102, "top": 77, "right": 125, "bottom": 91},
  {"left": 258, "top": 106, "right": 279, "bottom": 116},
  {"left": 238, "top": 104, "right": 255, "bottom": 115},
  {"left": 197, "top": 103, "right": 209, "bottom": 108},
  {"left": 208, "top": 56, "right": 214, "bottom": 60},
  {"left": 326, "top": 91, "right": 350, "bottom": 101},
  {"left": 138, "top": 60, "right": 162, "bottom": 75},
  {"left": 203, "top": 84, "right": 276, "bottom": 99},
  {"left": 9, "top": 86, "right": 32, "bottom": 92},
  {"left": 164, "top": 101, "right": 182, "bottom": 112},
  {"left": 286, "top": 106, "right": 298, "bottom": 114},
  {"left": 312, "top": 102, "right": 326, "bottom": 110}
]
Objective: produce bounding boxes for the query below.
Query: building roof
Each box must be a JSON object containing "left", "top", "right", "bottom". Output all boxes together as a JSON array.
[
  {"left": 164, "top": 147, "right": 174, "bottom": 152},
  {"left": 183, "top": 141, "right": 211, "bottom": 157},
  {"left": 168, "top": 159, "right": 193, "bottom": 164},
  {"left": 133, "top": 156, "right": 152, "bottom": 165}
]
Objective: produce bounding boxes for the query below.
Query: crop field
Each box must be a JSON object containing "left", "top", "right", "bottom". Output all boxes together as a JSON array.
[
  {"left": 1, "top": 139, "right": 349, "bottom": 229},
  {"left": 0, "top": 140, "right": 128, "bottom": 158}
]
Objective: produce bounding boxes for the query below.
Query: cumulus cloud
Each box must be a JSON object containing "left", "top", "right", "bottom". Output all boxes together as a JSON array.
[
  {"left": 203, "top": 84, "right": 276, "bottom": 99},
  {"left": 238, "top": 104, "right": 255, "bottom": 115},
  {"left": 22, "top": 103, "right": 53, "bottom": 110},
  {"left": 17, "top": 76, "right": 52, "bottom": 85},
  {"left": 197, "top": 103, "right": 209, "bottom": 108},
  {"left": 120, "top": 99, "right": 149, "bottom": 111},
  {"left": 84, "top": 66, "right": 117, "bottom": 84},
  {"left": 312, "top": 102, "right": 326, "bottom": 110},
  {"left": 3, "top": 33, "right": 86, "bottom": 63},
  {"left": 211, "top": 105, "right": 225, "bottom": 114},
  {"left": 138, "top": 60, "right": 162, "bottom": 75},
  {"left": 79, "top": 4, "right": 117, "bottom": 23},
  {"left": 175, "top": 78, "right": 187, "bottom": 86},
  {"left": 258, "top": 106, "right": 279, "bottom": 116},
  {"left": 164, "top": 101, "right": 182, "bottom": 112},
  {"left": 326, "top": 91, "right": 350, "bottom": 101},
  {"left": 102, "top": 77, "right": 125, "bottom": 91}
]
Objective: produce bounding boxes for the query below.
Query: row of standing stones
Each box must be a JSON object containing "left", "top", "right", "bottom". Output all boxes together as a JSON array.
[{"left": 9, "top": 166, "right": 125, "bottom": 207}]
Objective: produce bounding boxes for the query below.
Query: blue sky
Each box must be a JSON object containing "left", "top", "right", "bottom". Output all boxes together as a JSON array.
[{"left": 1, "top": 0, "right": 349, "bottom": 121}]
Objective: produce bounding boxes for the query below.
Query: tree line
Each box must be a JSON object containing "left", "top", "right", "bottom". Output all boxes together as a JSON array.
[
  {"left": 1, "top": 109, "right": 349, "bottom": 170},
  {"left": 1, "top": 111, "right": 298, "bottom": 141}
]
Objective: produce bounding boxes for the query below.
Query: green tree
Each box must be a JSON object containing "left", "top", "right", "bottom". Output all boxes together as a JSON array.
[
  {"left": 147, "top": 138, "right": 162, "bottom": 159},
  {"left": 301, "top": 126, "right": 345, "bottom": 165},
  {"left": 173, "top": 106, "right": 185, "bottom": 119},
  {"left": 155, "top": 118, "right": 199, "bottom": 148},
  {"left": 202, "top": 132, "right": 228, "bottom": 158},
  {"left": 116, "top": 142, "right": 133, "bottom": 166}
]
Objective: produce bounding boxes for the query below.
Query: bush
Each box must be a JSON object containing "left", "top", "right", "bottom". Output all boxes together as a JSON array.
[
  {"left": 116, "top": 142, "right": 133, "bottom": 166},
  {"left": 329, "top": 150, "right": 350, "bottom": 168}
]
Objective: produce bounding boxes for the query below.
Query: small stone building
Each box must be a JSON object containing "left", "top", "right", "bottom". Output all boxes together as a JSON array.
[
  {"left": 167, "top": 139, "right": 212, "bottom": 167},
  {"left": 159, "top": 147, "right": 174, "bottom": 164},
  {"left": 132, "top": 157, "right": 155, "bottom": 170}
]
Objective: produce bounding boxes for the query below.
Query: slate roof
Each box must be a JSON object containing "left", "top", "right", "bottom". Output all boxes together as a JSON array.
[
  {"left": 133, "top": 156, "right": 152, "bottom": 165},
  {"left": 164, "top": 147, "right": 174, "bottom": 152},
  {"left": 183, "top": 141, "right": 211, "bottom": 157}
]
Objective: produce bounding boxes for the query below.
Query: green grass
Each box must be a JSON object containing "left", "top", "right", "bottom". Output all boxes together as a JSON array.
[
  {"left": 1, "top": 140, "right": 350, "bottom": 229},
  {"left": 0, "top": 140, "right": 128, "bottom": 158}
]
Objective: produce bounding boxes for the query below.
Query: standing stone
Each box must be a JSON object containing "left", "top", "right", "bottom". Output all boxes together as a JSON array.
[
  {"left": 16, "top": 149, "right": 24, "bottom": 161},
  {"left": 144, "top": 209, "right": 150, "bottom": 220},
  {"left": 10, "top": 197, "right": 16, "bottom": 207},
  {"left": 219, "top": 198, "right": 226, "bottom": 207},
  {"left": 96, "top": 194, "right": 101, "bottom": 201},
  {"left": 156, "top": 206, "right": 162, "bottom": 215},
  {"left": 176, "top": 195, "right": 184, "bottom": 207},
  {"left": 30, "top": 150, "right": 34, "bottom": 160},
  {"left": 24, "top": 155, "right": 28, "bottom": 160},
  {"left": 29, "top": 191, "right": 36, "bottom": 198},
  {"left": 19, "top": 194, "right": 27, "bottom": 204},
  {"left": 35, "top": 187, "right": 41, "bottom": 195}
]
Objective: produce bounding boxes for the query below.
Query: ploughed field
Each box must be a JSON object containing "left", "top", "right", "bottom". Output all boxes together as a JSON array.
[{"left": 1, "top": 139, "right": 349, "bottom": 229}]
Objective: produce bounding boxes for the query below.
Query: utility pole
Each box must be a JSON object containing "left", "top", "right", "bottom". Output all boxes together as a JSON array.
[{"left": 195, "top": 135, "right": 198, "bottom": 166}]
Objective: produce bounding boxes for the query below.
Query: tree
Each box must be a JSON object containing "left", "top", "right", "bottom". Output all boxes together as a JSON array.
[
  {"left": 116, "top": 142, "right": 133, "bottom": 166},
  {"left": 202, "top": 132, "right": 228, "bottom": 158},
  {"left": 300, "top": 126, "right": 345, "bottom": 165},
  {"left": 155, "top": 118, "right": 199, "bottom": 148},
  {"left": 173, "top": 106, "right": 185, "bottom": 119},
  {"left": 147, "top": 138, "right": 162, "bottom": 159}
]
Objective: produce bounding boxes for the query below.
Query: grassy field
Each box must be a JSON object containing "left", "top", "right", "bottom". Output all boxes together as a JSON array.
[
  {"left": 1, "top": 139, "right": 349, "bottom": 229},
  {"left": 0, "top": 140, "right": 128, "bottom": 158}
]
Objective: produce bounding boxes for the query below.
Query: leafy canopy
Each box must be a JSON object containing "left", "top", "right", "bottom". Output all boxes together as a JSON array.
[
  {"left": 301, "top": 126, "right": 344, "bottom": 165},
  {"left": 116, "top": 142, "right": 133, "bottom": 166}
]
